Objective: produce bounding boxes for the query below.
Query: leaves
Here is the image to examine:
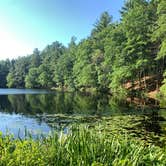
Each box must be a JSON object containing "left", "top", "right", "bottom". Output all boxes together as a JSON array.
[{"left": 0, "top": 0, "right": 163, "bottom": 96}]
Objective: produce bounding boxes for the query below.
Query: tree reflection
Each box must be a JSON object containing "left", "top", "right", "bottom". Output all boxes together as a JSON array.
[{"left": 0, "top": 92, "right": 165, "bottom": 140}]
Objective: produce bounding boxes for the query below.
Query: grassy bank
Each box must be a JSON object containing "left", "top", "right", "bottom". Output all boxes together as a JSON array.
[{"left": 0, "top": 126, "right": 165, "bottom": 166}]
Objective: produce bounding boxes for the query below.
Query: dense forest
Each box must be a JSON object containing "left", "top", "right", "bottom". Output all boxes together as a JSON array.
[{"left": 0, "top": 0, "right": 165, "bottom": 97}]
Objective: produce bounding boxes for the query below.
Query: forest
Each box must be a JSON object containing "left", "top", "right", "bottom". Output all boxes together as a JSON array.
[{"left": 0, "top": 0, "right": 165, "bottom": 98}]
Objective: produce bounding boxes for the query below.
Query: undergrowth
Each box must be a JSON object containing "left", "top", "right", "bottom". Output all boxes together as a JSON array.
[{"left": 0, "top": 126, "right": 165, "bottom": 166}]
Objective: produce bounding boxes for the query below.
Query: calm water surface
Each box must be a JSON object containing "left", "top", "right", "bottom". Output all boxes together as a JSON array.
[
  {"left": 0, "top": 89, "right": 166, "bottom": 141},
  {"left": 0, "top": 88, "right": 52, "bottom": 95}
]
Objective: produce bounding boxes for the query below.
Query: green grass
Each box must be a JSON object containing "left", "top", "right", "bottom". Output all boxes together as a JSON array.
[{"left": 0, "top": 126, "right": 165, "bottom": 166}]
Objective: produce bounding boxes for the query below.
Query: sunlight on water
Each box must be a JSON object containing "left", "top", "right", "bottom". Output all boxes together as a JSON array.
[{"left": 0, "top": 88, "right": 165, "bottom": 141}]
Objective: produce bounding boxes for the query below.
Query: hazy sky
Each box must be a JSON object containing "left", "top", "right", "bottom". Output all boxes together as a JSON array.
[{"left": 0, "top": 0, "right": 124, "bottom": 60}]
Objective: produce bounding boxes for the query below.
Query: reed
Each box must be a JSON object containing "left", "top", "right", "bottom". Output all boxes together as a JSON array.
[{"left": 0, "top": 126, "right": 165, "bottom": 166}]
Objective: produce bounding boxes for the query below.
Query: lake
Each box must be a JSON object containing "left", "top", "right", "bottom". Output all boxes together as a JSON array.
[{"left": 0, "top": 88, "right": 166, "bottom": 143}]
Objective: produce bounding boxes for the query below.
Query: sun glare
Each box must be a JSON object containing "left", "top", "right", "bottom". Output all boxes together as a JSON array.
[{"left": 0, "top": 28, "right": 32, "bottom": 60}]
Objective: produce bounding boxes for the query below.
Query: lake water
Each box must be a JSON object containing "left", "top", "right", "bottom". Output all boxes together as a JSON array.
[{"left": 0, "top": 88, "right": 166, "bottom": 143}]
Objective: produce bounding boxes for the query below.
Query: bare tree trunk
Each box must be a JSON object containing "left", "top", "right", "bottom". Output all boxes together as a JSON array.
[
  {"left": 139, "top": 71, "right": 142, "bottom": 89},
  {"left": 143, "top": 70, "right": 147, "bottom": 90}
]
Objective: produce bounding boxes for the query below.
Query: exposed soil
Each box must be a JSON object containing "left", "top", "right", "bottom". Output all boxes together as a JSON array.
[{"left": 124, "top": 74, "right": 163, "bottom": 100}]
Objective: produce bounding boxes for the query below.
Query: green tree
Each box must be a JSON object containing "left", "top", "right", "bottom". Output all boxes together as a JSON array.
[
  {"left": 152, "top": 0, "right": 166, "bottom": 59},
  {"left": 154, "top": 0, "right": 166, "bottom": 95},
  {"left": 30, "top": 48, "right": 41, "bottom": 68},
  {"left": 0, "top": 60, "right": 10, "bottom": 88},
  {"left": 25, "top": 68, "right": 40, "bottom": 88},
  {"left": 7, "top": 56, "right": 31, "bottom": 88},
  {"left": 92, "top": 11, "right": 112, "bottom": 35}
]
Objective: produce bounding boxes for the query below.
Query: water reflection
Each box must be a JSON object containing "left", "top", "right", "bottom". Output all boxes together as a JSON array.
[
  {"left": 0, "top": 91, "right": 165, "bottom": 141},
  {"left": 0, "top": 93, "right": 130, "bottom": 115},
  {"left": 0, "top": 112, "right": 51, "bottom": 138},
  {"left": 2, "top": 93, "right": 155, "bottom": 116}
]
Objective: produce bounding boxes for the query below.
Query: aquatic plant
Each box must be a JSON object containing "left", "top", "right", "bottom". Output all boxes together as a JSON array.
[{"left": 0, "top": 126, "right": 165, "bottom": 166}]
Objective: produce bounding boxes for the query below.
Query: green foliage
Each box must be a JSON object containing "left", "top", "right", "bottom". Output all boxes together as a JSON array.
[
  {"left": 6, "top": 72, "right": 15, "bottom": 88},
  {"left": 110, "top": 66, "right": 131, "bottom": 95},
  {"left": 152, "top": 0, "right": 166, "bottom": 59},
  {"left": 0, "top": 0, "right": 164, "bottom": 97},
  {"left": 0, "top": 126, "right": 165, "bottom": 165},
  {"left": 92, "top": 11, "right": 112, "bottom": 35},
  {"left": 7, "top": 56, "right": 31, "bottom": 88},
  {"left": 159, "top": 71, "right": 166, "bottom": 97},
  {"left": 25, "top": 68, "right": 40, "bottom": 88},
  {"left": 30, "top": 48, "right": 41, "bottom": 68},
  {"left": 0, "top": 60, "right": 11, "bottom": 88}
]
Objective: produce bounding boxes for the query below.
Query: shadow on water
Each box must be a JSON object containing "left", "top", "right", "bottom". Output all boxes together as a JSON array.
[
  {"left": 0, "top": 90, "right": 166, "bottom": 144},
  {"left": 0, "top": 92, "right": 132, "bottom": 116}
]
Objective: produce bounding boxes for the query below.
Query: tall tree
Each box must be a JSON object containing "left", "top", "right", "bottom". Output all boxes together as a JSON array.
[
  {"left": 30, "top": 48, "right": 41, "bottom": 68},
  {"left": 0, "top": 60, "right": 11, "bottom": 88},
  {"left": 7, "top": 56, "right": 31, "bottom": 88}
]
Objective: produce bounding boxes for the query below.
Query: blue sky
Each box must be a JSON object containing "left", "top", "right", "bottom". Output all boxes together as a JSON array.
[{"left": 0, "top": 0, "right": 124, "bottom": 60}]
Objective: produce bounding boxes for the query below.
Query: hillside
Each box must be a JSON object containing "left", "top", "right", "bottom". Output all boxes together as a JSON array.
[{"left": 0, "top": 0, "right": 165, "bottom": 100}]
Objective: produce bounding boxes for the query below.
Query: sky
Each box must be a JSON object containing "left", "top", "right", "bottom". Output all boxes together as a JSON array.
[{"left": 0, "top": 0, "right": 124, "bottom": 60}]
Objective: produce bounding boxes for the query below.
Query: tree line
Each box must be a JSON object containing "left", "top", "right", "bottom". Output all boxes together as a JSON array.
[{"left": 0, "top": 0, "right": 165, "bottom": 96}]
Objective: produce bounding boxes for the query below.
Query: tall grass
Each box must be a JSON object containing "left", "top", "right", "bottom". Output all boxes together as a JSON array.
[{"left": 0, "top": 126, "right": 165, "bottom": 166}]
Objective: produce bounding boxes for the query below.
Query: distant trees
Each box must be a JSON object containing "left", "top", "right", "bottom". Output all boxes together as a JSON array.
[
  {"left": 25, "top": 68, "right": 40, "bottom": 88},
  {"left": 30, "top": 48, "right": 41, "bottom": 68},
  {"left": 0, "top": 0, "right": 165, "bottom": 97},
  {"left": 6, "top": 56, "right": 30, "bottom": 88},
  {"left": 0, "top": 60, "right": 10, "bottom": 88}
]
